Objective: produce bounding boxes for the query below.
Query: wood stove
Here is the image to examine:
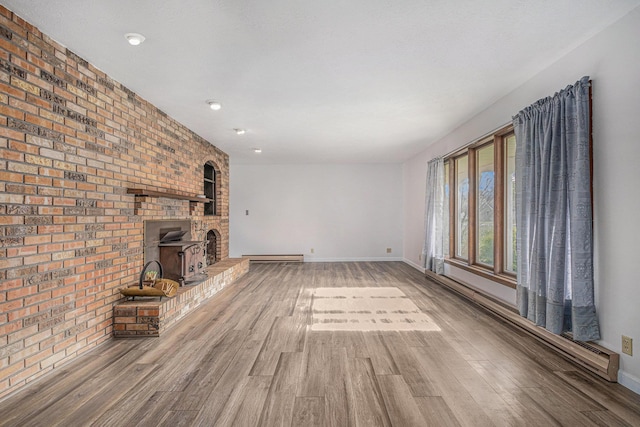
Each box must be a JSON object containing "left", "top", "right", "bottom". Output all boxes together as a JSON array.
[{"left": 158, "top": 230, "right": 206, "bottom": 286}]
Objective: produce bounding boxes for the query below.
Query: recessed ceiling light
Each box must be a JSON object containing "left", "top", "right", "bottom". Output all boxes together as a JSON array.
[
  {"left": 234, "top": 129, "right": 246, "bottom": 135},
  {"left": 207, "top": 100, "right": 222, "bottom": 111},
  {"left": 253, "top": 148, "right": 262, "bottom": 153},
  {"left": 124, "top": 33, "right": 145, "bottom": 46}
]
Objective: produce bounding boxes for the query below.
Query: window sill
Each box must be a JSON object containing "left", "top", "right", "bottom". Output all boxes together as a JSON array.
[{"left": 445, "top": 259, "right": 516, "bottom": 289}]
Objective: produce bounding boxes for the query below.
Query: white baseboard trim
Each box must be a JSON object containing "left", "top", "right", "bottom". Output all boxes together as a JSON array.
[
  {"left": 619, "top": 370, "right": 640, "bottom": 394},
  {"left": 403, "top": 258, "right": 426, "bottom": 273},
  {"left": 304, "top": 257, "right": 403, "bottom": 262}
]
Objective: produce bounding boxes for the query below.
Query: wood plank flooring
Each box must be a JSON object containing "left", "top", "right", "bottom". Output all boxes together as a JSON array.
[{"left": 1, "top": 262, "right": 640, "bottom": 426}]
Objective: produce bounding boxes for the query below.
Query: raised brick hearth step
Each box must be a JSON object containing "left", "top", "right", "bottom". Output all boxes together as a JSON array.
[{"left": 113, "top": 258, "right": 250, "bottom": 337}]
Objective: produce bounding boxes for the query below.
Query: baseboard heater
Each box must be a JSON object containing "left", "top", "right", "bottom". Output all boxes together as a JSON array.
[
  {"left": 243, "top": 254, "right": 304, "bottom": 263},
  {"left": 425, "top": 270, "right": 619, "bottom": 382}
]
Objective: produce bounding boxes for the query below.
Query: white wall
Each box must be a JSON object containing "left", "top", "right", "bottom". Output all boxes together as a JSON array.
[
  {"left": 230, "top": 164, "right": 403, "bottom": 261},
  {"left": 403, "top": 6, "right": 640, "bottom": 392}
]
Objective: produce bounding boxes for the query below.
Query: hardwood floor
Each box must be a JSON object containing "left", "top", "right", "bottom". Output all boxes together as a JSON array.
[{"left": 1, "top": 262, "right": 639, "bottom": 426}]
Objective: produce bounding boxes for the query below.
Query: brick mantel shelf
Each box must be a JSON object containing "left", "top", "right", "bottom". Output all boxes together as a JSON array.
[{"left": 126, "top": 188, "right": 212, "bottom": 215}]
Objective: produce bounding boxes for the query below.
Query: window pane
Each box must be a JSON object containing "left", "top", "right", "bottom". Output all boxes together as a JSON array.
[
  {"left": 505, "top": 134, "right": 517, "bottom": 273},
  {"left": 443, "top": 162, "right": 450, "bottom": 257},
  {"left": 476, "top": 145, "right": 494, "bottom": 266},
  {"left": 204, "top": 162, "right": 216, "bottom": 216},
  {"left": 455, "top": 155, "right": 469, "bottom": 260}
]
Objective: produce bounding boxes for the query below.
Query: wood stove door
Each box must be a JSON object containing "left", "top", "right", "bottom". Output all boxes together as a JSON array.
[
  {"left": 183, "top": 243, "right": 205, "bottom": 278},
  {"left": 159, "top": 246, "right": 184, "bottom": 283}
]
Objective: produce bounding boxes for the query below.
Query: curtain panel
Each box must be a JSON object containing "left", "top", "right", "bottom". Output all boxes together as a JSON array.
[
  {"left": 512, "top": 76, "right": 600, "bottom": 341},
  {"left": 423, "top": 157, "right": 445, "bottom": 274}
]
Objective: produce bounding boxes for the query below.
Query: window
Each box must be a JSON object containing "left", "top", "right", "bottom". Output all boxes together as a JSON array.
[
  {"left": 476, "top": 144, "right": 494, "bottom": 267},
  {"left": 204, "top": 162, "right": 217, "bottom": 216},
  {"left": 504, "top": 134, "right": 517, "bottom": 273},
  {"left": 455, "top": 155, "right": 469, "bottom": 260},
  {"left": 443, "top": 162, "right": 450, "bottom": 258},
  {"left": 445, "top": 126, "right": 516, "bottom": 287}
]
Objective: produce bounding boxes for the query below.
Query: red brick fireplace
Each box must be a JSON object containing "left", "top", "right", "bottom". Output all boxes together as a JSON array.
[{"left": 0, "top": 5, "right": 230, "bottom": 399}]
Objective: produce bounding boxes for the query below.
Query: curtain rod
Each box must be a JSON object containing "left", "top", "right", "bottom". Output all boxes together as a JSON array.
[
  {"left": 438, "top": 77, "right": 589, "bottom": 160},
  {"left": 439, "top": 120, "right": 512, "bottom": 159}
]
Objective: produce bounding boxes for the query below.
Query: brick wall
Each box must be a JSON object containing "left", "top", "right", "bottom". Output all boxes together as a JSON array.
[{"left": 0, "top": 6, "right": 229, "bottom": 399}]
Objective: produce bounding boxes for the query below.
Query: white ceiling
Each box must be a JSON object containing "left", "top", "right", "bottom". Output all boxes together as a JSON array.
[{"left": 2, "top": 1, "right": 639, "bottom": 164}]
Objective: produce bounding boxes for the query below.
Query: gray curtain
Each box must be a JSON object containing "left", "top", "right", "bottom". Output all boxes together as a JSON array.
[
  {"left": 423, "top": 157, "right": 445, "bottom": 274},
  {"left": 513, "top": 76, "right": 599, "bottom": 341}
]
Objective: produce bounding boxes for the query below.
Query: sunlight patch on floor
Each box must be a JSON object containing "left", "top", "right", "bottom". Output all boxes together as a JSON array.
[{"left": 310, "top": 287, "right": 441, "bottom": 332}]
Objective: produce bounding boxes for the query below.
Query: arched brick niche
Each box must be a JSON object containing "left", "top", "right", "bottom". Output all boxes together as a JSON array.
[{"left": 206, "top": 229, "right": 222, "bottom": 265}]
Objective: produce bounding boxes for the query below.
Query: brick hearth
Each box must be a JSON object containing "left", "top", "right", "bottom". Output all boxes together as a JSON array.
[{"left": 113, "top": 258, "right": 249, "bottom": 337}]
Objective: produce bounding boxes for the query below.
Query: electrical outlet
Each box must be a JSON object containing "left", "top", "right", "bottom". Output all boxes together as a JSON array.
[
  {"left": 386, "top": 248, "right": 392, "bottom": 253},
  {"left": 418, "top": 253, "right": 422, "bottom": 261},
  {"left": 310, "top": 248, "right": 314, "bottom": 254},
  {"left": 622, "top": 335, "right": 633, "bottom": 356}
]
